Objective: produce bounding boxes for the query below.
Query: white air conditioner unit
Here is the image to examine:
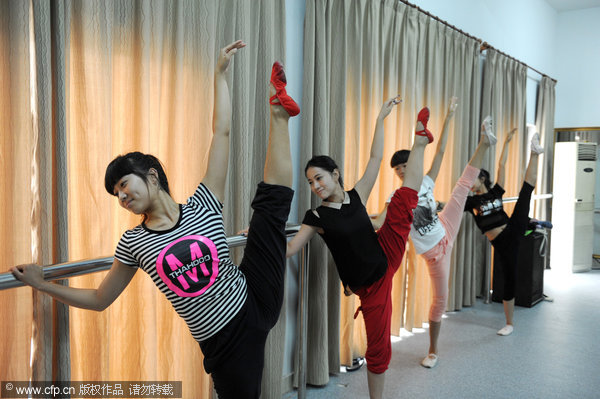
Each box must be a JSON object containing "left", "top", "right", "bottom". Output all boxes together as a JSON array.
[{"left": 550, "top": 142, "right": 596, "bottom": 273}]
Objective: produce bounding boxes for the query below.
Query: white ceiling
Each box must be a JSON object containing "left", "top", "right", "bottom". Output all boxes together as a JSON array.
[{"left": 544, "top": 0, "right": 600, "bottom": 11}]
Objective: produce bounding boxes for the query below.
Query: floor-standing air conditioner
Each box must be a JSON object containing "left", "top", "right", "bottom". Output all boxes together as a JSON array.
[{"left": 550, "top": 142, "right": 597, "bottom": 273}]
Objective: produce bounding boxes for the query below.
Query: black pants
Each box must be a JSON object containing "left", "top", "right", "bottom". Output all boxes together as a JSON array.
[
  {"left": 199, "top": 182, "right": 293, "bottom": 399},
  {"left": 491, "top": 182, "right": 534, "bottom": 300}
]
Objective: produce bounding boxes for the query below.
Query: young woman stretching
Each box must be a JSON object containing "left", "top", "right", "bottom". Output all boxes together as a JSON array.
[
  {"left": 374, "top": 101, "right": 495, "bottom": 369},
  {"left": 11, "top": 41, "right": 300, "bottom": 399},
  {"left": 287, "top": 99, "right": 431, "bottom": 399},
  {"left": 465, "top": 126, "right": 544, "bottom": 336}
]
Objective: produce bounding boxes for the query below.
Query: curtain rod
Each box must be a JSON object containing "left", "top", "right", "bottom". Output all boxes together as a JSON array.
[{"left": 398, "top": 0, "right": 557, "bottom": 83}]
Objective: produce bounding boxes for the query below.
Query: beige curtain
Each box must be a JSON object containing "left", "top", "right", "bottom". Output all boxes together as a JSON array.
[
  {"left": 299, "top": 0, "right": 481, "bottom": 384},
  {"left": 1, "top": 0, "right": 36, "bottom": 383},
  {"left": 478, "top": 49, "right": 528, "bottom": 295},
  {"left": 534, "top": 76, "right": 557, "bottom": 222},
  {"left": 2, "top": 1, "right": 287, "bottom": 398},
  {"left": 0, "top": 0, "right": 69, "bottom": 383}
]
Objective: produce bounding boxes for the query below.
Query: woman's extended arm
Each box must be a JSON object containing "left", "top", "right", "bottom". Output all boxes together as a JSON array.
[
  {"left": 496, "top": 128, "right": 516, "bottom": 188},
  {"left": 354, "top": 97, "right": 400, "bottom": 204},
  {"left": 11, "top": 259, "right": 137, "bottom": 311},
  {"left": 286, "top": 224, "right": 319, "bottom": 258},
  {"left": 202, "top": 40, "right": 246, "bottom": 202},
  {"left": 426, "top": 97, "right": 458, "bottom": 182}
]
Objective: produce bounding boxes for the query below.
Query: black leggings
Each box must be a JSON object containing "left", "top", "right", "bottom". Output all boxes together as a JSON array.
[
  {"left": 199, "top": 182, "right": 293, "bottom": 399},
  {"left": 491, "top": 182, "right": 534, "bottom": 301}
]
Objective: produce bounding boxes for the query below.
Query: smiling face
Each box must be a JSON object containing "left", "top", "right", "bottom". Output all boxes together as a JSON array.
[
  {"left": 113, "top": 173, "right": 154, "bottom": 215},
  {"left": 393, "top": 163, "right": 407, "bottom": 181},
  {"left": 305, "top": 166, "right": 342, "bottom": 201}
]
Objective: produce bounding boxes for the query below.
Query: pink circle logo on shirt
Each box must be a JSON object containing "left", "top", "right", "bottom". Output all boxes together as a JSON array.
[{"left": 156, "top": 235, "right": 219, "bottom": 297}]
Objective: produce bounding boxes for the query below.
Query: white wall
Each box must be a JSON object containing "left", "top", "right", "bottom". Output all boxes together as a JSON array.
[{"left": 554, "top": 7, "right": 600, "bottom": 127}]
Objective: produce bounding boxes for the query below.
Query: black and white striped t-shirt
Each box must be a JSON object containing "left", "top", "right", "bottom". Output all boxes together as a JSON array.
[{"left": 114, "top": 183, "right": 247, "bottom": 342}]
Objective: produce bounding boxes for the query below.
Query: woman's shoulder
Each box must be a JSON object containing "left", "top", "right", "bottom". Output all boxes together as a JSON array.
[
  {"left": 121, "top": 224, "right": 144, "bottom": 237},
  {"left": 491, "top": 183, "right": 505, "bottom": 196}
]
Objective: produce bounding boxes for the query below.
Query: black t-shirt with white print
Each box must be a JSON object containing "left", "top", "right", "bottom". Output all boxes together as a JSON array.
[
  {"left": 115, "top": 183, "right": 247, "bottom": 342},
  {"left": 464, "top": 183, "right": 509, "bottom": 233}
]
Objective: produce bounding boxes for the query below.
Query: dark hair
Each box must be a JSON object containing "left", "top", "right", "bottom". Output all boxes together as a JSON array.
[
  {"left": 478, "top": 168, "right": 493, "bottom": 191},
  {"left": 304, "top": 155, "right": 344, "bottom": 188},
  {"left": 390, "top": 150, "right": 410, "bottom": 168},
  {"left": 104, "top": 152, "right": 171, "bottom": 196}
]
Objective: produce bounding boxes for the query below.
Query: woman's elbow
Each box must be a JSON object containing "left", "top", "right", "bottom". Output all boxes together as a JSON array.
[{"left": 92, "top": 293, "right": 116, "bottom": 312}]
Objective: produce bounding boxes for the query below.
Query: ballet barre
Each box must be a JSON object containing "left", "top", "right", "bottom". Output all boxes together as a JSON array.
[
  {"left": 0, "top": 224, "right": 311, "bottom": 399},
  {"left": 502, "top": 193, "right": 553, "bottom": 203}
]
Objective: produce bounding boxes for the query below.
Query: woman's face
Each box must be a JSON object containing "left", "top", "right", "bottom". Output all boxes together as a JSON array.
[
  {"left": 306, "top": 166, "right": 340, "bottom": 201},
  {"left": 113, "top": 173, "right": 154, "bottom": 214},
  {"left": 393, "top": 163, "right": 407, "bottom": 181},
  {"left": 471, "top": 177, "right": 485, "bottom": 193}
]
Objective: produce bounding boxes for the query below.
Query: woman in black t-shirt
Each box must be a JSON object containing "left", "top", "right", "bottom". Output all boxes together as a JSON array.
[
  {"left": 465, "top": 124, "right": 544, "bottom": 336},
  {"left": 287, "top": 99, "right": 433, "bottom": 399}
]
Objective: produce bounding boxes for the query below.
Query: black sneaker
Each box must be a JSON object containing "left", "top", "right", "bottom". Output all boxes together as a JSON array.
[{"left": 346, "top": 357, "right": 364, "bottom": 372}]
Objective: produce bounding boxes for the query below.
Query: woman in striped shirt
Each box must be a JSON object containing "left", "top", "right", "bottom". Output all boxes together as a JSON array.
[{"left": 12, "top": 41, "right": 300, "bottom": 399}]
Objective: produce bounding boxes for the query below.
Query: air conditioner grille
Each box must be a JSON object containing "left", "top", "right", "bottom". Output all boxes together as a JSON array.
[{"left": 578, "top": 143, "right": 597, "bottom": 161}]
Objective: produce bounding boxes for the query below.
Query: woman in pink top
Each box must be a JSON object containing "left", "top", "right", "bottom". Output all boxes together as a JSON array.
[{"left": 375, "top": 99, "right": 495, "bottom": 368}]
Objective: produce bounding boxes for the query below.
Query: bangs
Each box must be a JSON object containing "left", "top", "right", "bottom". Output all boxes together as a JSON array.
[
  {"left": 104, "top": 155, "right": 137, "bottom": 195},
  {"left": 104, "top": 152, "right": 170, "bottom": 196},
  {"left": 390, "top": 150, "right": 410, "bottom": 168}
]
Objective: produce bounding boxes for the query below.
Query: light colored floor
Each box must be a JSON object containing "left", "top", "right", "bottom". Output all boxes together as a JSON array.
[{"left": 284, "top": 269, "right": 600, "bottom": 399}]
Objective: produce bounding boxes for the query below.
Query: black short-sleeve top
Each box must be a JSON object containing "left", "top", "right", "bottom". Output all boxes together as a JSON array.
[
  {"left": 464, "top": 183, "right": 509, "bottom": 233},
  {"left": 302, "top": 189, "right": 387, "bottom": 289}
]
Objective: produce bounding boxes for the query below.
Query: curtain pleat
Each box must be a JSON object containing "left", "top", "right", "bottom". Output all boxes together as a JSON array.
[
  {"left": 299, "top": 0, "right": 481, "bottom": 384},
  {"left": 0, "top": 0, "right": 35, "bottom": 383},
  {"left": 534, "top": 77, "right": 557, "bottom": 222}
]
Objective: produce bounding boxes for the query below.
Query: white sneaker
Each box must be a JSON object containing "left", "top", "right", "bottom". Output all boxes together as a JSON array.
[
  {"left": 420, "top": 353, "right": 438, "bottom": 368},
  {"left": 531, "top": 132, "right": 544, "bottom": 154},
  {"left": 497, "top": 325, "right": 514, "bottom": 336},
  {"left": 481, "top": 116, "right": 497, "bottom": 145}
]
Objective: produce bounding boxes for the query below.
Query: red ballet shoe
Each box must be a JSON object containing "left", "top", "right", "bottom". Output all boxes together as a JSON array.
[
  {"left": 415, "top": 107, "right": 434, "bottom": 143},
  {"left": 270, "top": 62, "right": 300, "bottom": 116}
]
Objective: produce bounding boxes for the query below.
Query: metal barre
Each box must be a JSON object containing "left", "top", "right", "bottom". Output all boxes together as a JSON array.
[
  {"left": 0, "top": 225, "right": 301, "bottom": 290},
  {"left": 0, "top": 224, "right": 310, "bottom": 399},
  {"left": 502, "top": 193, "right": 553, "bottom": 203}
]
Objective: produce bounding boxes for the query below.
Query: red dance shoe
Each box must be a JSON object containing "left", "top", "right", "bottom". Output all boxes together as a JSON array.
[
  {"left": 270, "top": 62, "right": 300, "bottom": 116},
  {"left": 415, "top": 107, "right": 434, "bottom": 143}
]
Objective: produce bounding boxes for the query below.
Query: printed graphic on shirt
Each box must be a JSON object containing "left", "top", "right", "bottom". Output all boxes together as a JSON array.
[
  {"left": 473, "top": 198, "right": 503, "bottom": 217},
  {"left": 156, "top": 235, "right": 220, "bottom": 297},
  {"left": 413, "top": 204, "right": 440, "bottom": 236}
]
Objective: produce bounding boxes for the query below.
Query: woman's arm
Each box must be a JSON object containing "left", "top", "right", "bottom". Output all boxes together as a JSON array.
[
  {"left": 202, "top": 40, "right": 246, "bottom": 202},
  {"left": 287, "top": 224, "right": 319, "bottom": 258},
  {"left": 371, "top": 203, "right": 388, "bottom": 230},
  {"left": 354, "top": 97, "right": 400, "bottom": 203},
  {"left": 11, "top": 259, "right": 137, "bottom": 311},
  {"left": 426, "top": 97, "right": 458, "bottom": 182},
  {"left": 496, "top": 128, "right": 516, "bottom": 188}
]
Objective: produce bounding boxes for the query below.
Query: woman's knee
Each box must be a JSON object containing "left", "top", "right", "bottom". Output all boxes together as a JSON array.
[
  {"left": 365, "top": 344, "right": 392, "bottom": 374},
  {"left": 429, "top": 295, "right": 447, "bottom": 322}
]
